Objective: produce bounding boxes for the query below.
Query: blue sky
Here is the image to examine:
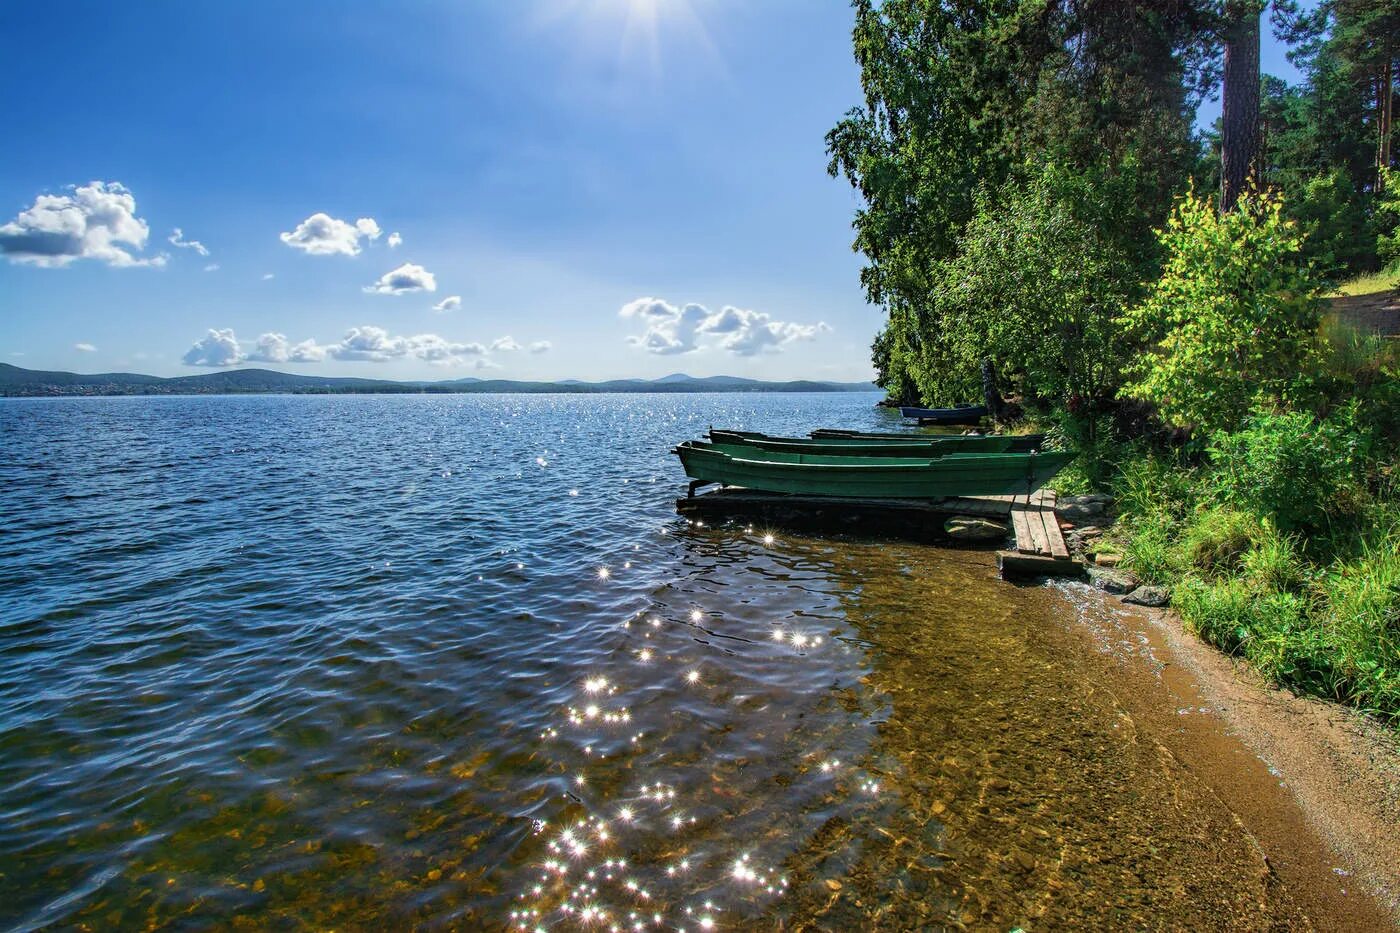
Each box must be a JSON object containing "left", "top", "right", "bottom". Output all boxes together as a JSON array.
[{"left": 1, "top": 2, "right": 1303, "bottom": 382}]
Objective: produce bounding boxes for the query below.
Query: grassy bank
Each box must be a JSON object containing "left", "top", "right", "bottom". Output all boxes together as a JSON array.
[{"left": 1047, "top": 320, "right": 1400, "bottom": 725}]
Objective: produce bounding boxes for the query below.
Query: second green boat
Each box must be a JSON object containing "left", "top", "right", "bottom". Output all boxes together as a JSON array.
[
  {"left": 710, "top": 428, "right": 1044, "bottom": 456},
  {"left": 674, "top": 440, "right": 1072, "bottom": 499}
]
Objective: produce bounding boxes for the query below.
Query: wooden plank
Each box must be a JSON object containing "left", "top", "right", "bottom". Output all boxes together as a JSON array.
[
  {"left": 1035, "top": 507, "right": 1070, "bottom": 559},
  {"left": 1029, "top": 507, "right": 1052, "bottom": 555},
  {"left": 1011, "top": 508, "right": 1036, "bottom": 554},
  {"left": 997, "top": 550, "right": 1084, "bottom": 578}
]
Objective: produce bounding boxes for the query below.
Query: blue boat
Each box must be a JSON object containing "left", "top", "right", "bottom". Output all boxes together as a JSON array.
[{"left": 897, "top": 404, "right": 989, "bottom": 425}]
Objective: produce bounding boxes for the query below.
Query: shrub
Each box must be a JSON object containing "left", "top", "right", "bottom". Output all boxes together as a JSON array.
[
  {"left": 1174, "top": 508, "right": 1259, "bottom": 577},
  {"left": 1324, "top": 516, "right": 1400, "bottom": 719},
  {"left": 1206, "top": 405, "right": 1367, "bottom": 533},
  {"left": 909, "top": 162, "right": 1142, "bottom": 408},
  {"left": 1120, "top": 187, "right": 1324, "bottom": 434}
]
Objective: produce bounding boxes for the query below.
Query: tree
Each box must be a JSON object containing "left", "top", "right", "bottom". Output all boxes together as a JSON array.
[
  {"left": 1121, "top": 188, "right": 1322, "bottom": 434},
  {"left": 1221, "top": 1, "right": 1263, "bottom": 212},
  {"left": 828, "top": 0, "right": 1219, "bottom": 402}
]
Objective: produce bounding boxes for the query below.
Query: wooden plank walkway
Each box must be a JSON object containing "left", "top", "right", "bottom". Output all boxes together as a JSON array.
[{"left": 998, "top": 488, "right": 1082, "bottom": 577}]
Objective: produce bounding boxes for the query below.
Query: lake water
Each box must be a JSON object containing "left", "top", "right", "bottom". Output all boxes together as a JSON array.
[{"left": 0, "top": 394, "right": 1316, "bottom": 930}]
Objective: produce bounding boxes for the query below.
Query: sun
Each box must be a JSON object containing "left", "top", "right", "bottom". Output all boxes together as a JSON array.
[{"left": 535, "top": 0, "right": 721, "bottom": 82}]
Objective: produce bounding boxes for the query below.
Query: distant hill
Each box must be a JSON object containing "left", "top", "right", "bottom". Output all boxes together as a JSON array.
[{"left": 0, "top": 363, "right": 878, "bottom": 397}]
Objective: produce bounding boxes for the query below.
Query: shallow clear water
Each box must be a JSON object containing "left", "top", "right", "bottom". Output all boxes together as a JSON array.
[{"left": 0, "top": 394, "right": 1306, "bottom": 930}]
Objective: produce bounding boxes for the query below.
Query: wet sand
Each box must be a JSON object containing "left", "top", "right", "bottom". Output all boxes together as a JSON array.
[
  {"left": 1078, "top": 590, "right": 1400, "bottom": 928},
  {"left": 774, "top": 544, "right": 1397, "bottom": 931}
]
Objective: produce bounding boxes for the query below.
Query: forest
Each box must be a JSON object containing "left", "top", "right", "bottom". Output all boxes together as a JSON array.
[{"left": 828, "top": 0, "right": 1400, "bottom": 721}]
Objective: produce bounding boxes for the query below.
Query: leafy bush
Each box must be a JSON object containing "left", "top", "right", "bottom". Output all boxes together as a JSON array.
[
  {"left": 907, "top": 162, "right": 1143, "bottom": 408},
  {"left": 1121, "top": 187, "right": 1324, "bottom": 433},
  {"left": 1174, "top": 508, "right": 1259, "bottom": 576},
  {"left": 1206, "top": 405, "right": 1367, "bottom": 533},
  {"left": 1378, "top": 169, "right": 1400, "bottom": 272}
]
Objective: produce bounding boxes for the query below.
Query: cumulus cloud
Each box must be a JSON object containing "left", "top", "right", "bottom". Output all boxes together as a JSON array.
[
  {"left": 490, "top": 336, "right": 522, "bottom": 352},
  {"left": 529, "top": 340, "right": 552, "bottom": 354},
  {"left": 168, "top": 227, "right": 209, "bottom": 256},
  {"left": 247, "top": 332, "right": 327, "bottom": 363},
  {"left": 387, "top": 232, "right": 402, "bottom": 248},
  {"left": 262, "top": 273, "right": 275, "bottom": 280},
  {"left": 619, "top": 297, "right": 711, "bottom": 355},
  {"left": 181, "top": 325, "right": 507, "bottom": 369},
  {"left": 365, "top": 262, "right": 437, "bottom": 295},
  {"left": 431, "top": 295, "right": 461, "bottom": 313},
  {"left": 619, "top": 297, "right": 829, "bottom": 356},
  {"left": 74, "top": 342, "right": 97, "bottom": 352},
  {"left": 0, "top": 181, "right": 167, "bottom": 268},
  {"left": 183, "top": 328, "right": 244, "bottom": 367},
  {"left": 327, "top": 326, "right": 485, "bottom": 365},
  {"left": 701, "top": 306, "right": 831, "bottom": 356},
  {"left": 279, "top": 212, "right": 382, "bottom": 256}
]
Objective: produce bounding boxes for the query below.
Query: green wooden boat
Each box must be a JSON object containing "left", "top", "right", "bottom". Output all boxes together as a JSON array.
[
  {"left": 710, "top": 428, "right": 1043, "bottom": 456},
  {"left": 811, "top": 427, "right": 1046, "bottom": 445},
  {"left": 673, "top": 440, "right": 1072, "bottom": 498}
]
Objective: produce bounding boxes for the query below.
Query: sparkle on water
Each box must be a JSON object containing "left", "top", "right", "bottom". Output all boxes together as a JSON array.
[{"left": 0, "top": 392, "right": 1318, "bottom": 930}]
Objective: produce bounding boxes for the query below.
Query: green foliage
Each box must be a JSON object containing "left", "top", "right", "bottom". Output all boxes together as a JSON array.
[
  {"left": 1175, "top": 508, "right": 1260, "bottom": 576},
  {"left": 1379, "top": 169, "right": 1400, "bottom": 271},
  {"left": 829, "top": 0, "right": 1216, "bottom": 401},
  {"left": 1324, "top": 513, "right": 1400, "bottom": 716},
  {"left": 1121, "top": 188, "right": 1324, "bottom": 433},
  {"left": 908, "top": 163, "right": 1141, "bottom": 408},
  {"left": 1290, "top": 169, "right": 1375, "bottom": 279},
  {"left": 1207, "top": 405, "right": 1368, "bottom": 533}
]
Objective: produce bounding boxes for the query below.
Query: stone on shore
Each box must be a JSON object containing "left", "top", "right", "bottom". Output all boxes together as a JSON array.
[
  {"left": 1057, "top": 494, "right": 1113, "bottom": 525},
  {"left": 944, "top": 516, "right": 1009, "bottom": 542},
  {"left": 1087, "top": 566, "right": 1139, "bottom": 595},
  {"left": 1123, "top": 585, "right": 1170, "bottom": 607}
]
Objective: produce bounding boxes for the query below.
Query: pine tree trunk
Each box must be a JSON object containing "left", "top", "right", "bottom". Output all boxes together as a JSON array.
[
  {"left": 1220, "top": 3, "right": 1260, "bottom": 213},
  {"left": 1380, "top": 58, "right": 1394, "bottom": 193}
]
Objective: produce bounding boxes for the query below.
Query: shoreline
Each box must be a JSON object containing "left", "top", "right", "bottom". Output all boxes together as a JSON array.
[{"left": 1051, "top": 580, "right": 1400, "bottom": 928}]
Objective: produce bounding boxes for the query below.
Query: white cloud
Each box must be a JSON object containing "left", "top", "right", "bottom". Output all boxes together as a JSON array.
[
  {"left": 529, "top": 340, "right": 552, "bottom": 354},
  {"left": 183, "top": 328, "right": 244, "bottom": 367},
  {"left": 490, "top": 336, "right": 522, "bottom": 352},
  {"left": 618, "top": 297, "right": 829, "bottom": 356},
  {"left": 365, "top": 262, "right": 437, "bottom": 295},
  {"left": 180, "top": 324, "right": 505, "bottom": 369},
  {"left": 279, "top": 212, "right": 381, "bottom": 256},
  {"left": 0, "top": 181, "right": 167, "bottom": 268},
  {"left": 431, "top": 295, "right": 461, "bottom": 313},
  {"left": 168, "top": 227, "right": 209, "bottom": 256},
  {"left": 262, "top": 272, "right": 275, "bottom": 280},
  {"left": 74, "top": 342, "right": 97, "bottom": 352},
  {"left": 204, "top": 263, "right": 220, "bottom": 272},
  {"left": 327, "top": 326, "right": 485, "bottom": 365},
  {"left": 247, "top": 332, "right": 326, "bottom": 364},
  {"left": 619, "top": 297, "right": 710, "bottom": 355},
  {"left": 387, "top": 232, "right": 402, "bottom": 248},
  {"left": 701, "top": 305, "right": 831, "bottom": 356}
]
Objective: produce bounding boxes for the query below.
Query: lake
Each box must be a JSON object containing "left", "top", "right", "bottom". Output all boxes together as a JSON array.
[{"left": 0, "top": 394, "right": 1324, "bottom": 929}]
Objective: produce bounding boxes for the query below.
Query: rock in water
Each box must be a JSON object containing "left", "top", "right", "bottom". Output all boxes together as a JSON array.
[
  {"left": 943, "top": 516, "right": 1008, "bottom": 543},
  {"left": 1087, "top": 566, "right": 1139, "bottom": 595},
  {"left": 1123, "top": 585, "right": 1170, "bottom": 607}
]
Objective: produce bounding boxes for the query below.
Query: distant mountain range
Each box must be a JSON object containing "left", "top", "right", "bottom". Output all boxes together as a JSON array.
[{"left": 0, "top": 363, "right": 878, "bottom": 397}]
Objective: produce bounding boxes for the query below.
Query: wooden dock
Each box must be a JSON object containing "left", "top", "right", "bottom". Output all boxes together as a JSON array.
[
  {"left": 675, "top": 486, "right": 1084, "bottom": 577},
  {"left": 997, "top": 488, "right": 1081, "bottom": 578}
]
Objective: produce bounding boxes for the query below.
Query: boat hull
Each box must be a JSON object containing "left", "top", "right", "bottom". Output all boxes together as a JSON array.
[
  {"left": 674, "top": 441, "right": 1071, "bottom": 499},
  {"left": 898, "top": 405, "right": 989, "bottom": 425},
  {"left": 810, "top": 427, "right": 1044, "bottom": 449},
  {"left": 709, "top": 428, "right": 1040, "bottom": 456}
]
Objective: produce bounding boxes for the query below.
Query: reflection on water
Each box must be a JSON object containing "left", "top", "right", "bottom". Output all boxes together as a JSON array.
[{"left": 0, "top": 394, "right": 1306, "bottom": 929}]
